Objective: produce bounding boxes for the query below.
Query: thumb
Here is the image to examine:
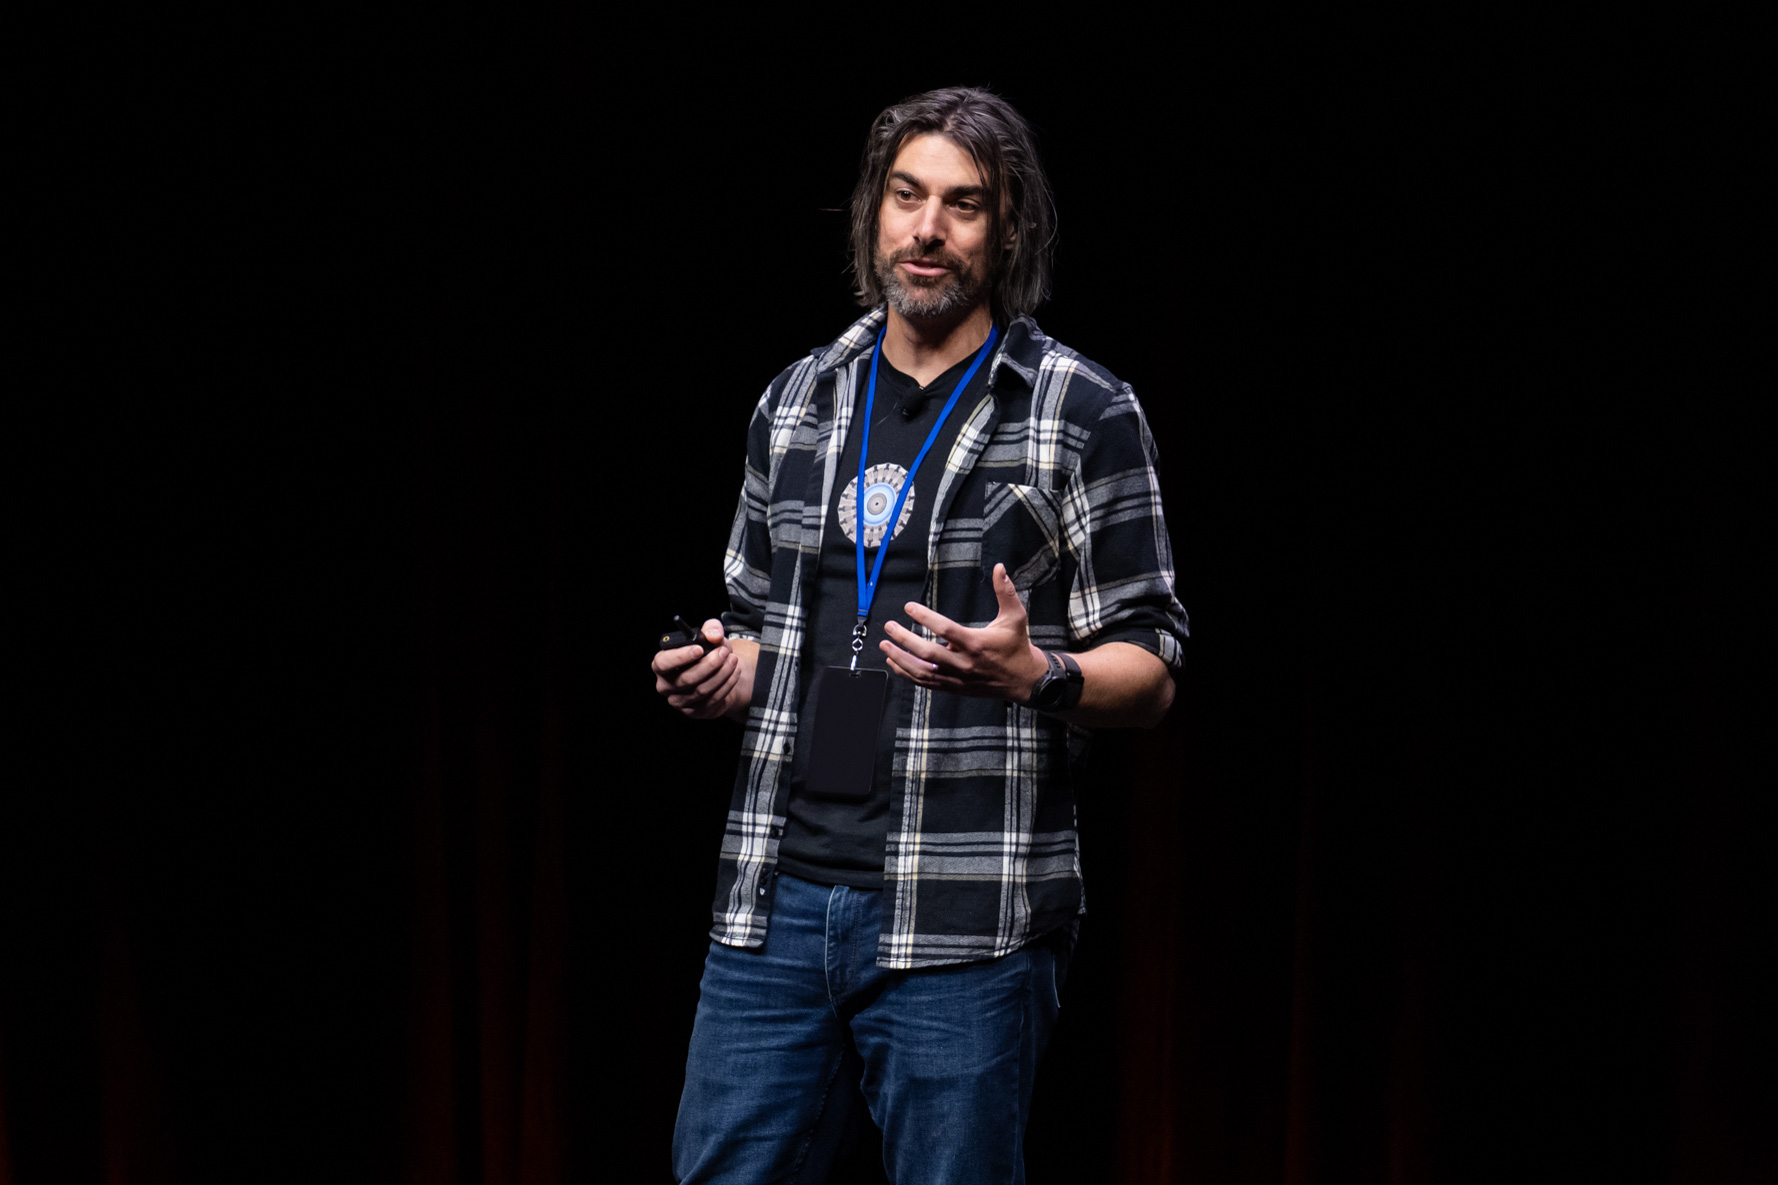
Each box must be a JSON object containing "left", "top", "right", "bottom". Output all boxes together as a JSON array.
[
  {"left": 701, "top": 618, "right": 726, "bottom": 644},
  {"left": 991, "top": 563, "right": 1026, "bottom": 620}
]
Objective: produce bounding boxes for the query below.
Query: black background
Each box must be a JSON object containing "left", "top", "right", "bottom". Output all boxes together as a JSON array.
[{"left": 5, "top": 12, "right": 1767, "bottom": 1185}]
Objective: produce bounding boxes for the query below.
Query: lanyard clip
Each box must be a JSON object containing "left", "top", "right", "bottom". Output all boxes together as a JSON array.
[{"left": 850, "top": 618, "right": 868, "bottom": 670}]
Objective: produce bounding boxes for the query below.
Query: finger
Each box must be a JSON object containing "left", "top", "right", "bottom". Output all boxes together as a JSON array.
[
  {"left": 882, "top": 620, "right": 966, "bottom": 671},
  {"left": 674, "top": 660, "right": 740, "bottom": 716},
  {"left": 881, "top": 641, "right": 965, "bottom": 690},
  {"left": 706, "top": 660, "right": 742, "bottom": 704},
  {"left": 880, "top": 637, "right": 956, "bottom": 680},
  {"left": 703, "top": 652, "right": 742, "bottom": 697},
  {"left": 701, "top": 618, "right": 726, "bottom": 645},
  {"left": 652, "top": 642, "right": 709, "bottom": 677},
  {"left": 902, "top": 601, "right": 963, "bottom": 641},
  {"left": 991, "top": 563, "right": 1027, "bottom": 620},
  {"left": 684, "top": 647, "right": 738, "bottom": 695},
  {"left": 880, "top": 641, "right": 932, "bottom": 684},
  {"left": 660, "top": 646, "right": 735, "bottom": 700},
  {"left": 700, "top": 663, "right": 744, "bottom": 716},
  {"left": 670, "top": 654, "right": 735, "bottom": 705}
]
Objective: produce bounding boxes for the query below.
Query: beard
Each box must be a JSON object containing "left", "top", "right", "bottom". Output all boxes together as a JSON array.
[{"left": 874, "top": 244, "right": 990, "bottom": 322}]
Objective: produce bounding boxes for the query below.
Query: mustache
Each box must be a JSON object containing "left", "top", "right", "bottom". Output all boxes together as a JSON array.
[{"left": 887, "top": 245, "right": 968, "bottom": 271}]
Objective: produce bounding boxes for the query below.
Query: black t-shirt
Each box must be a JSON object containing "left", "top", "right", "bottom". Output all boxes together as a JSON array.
[{"left": 777, "top": 349, "right": 987, "bottom": 887}]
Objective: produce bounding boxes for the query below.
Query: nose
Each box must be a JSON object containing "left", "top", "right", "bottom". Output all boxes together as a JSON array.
[{"left": 912, "top": 197, "right": 947, "bottom": 246}]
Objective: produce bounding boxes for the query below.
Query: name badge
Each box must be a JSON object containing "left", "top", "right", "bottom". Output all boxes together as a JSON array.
[{"left": 804, "top": 667, "right": 888, "bottom": 802}]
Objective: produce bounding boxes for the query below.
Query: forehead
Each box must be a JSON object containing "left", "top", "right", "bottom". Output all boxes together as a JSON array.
[{"left": 886, "top": 133, "right": 985, "bottom": 190}]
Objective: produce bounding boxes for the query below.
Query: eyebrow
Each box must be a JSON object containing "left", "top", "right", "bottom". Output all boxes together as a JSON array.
[{"left": 887, "top": 170, "right": 987, "bottom": 201}]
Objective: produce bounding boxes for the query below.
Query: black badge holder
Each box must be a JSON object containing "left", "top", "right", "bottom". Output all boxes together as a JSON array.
[{"left": 802, "top": 664, "right": 887, "bottom": 802}]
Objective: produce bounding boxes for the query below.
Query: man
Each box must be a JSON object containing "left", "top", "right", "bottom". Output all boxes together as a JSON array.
[{"left": 654, "top": 87, "right": 1189, "bottom": 1183}]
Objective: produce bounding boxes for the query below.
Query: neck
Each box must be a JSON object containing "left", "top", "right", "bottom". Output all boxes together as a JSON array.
[{"left": 880, "top": 303, "right": 994, "bottom": 386}]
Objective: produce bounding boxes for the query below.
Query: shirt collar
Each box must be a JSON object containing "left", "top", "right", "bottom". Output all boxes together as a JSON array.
[{"left": 813, "top": 308, "right": 1047, "bottom": 392}]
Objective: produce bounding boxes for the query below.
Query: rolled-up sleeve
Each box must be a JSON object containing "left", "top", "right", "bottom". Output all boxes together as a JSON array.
[{"left": 1062, "top": 384, "right": 1190, "bottom": 669}]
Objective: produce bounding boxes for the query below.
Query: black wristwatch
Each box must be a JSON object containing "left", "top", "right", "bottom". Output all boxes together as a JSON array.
[{"left": 1025, "top": 649, "right": 1084, "bottom": 713}]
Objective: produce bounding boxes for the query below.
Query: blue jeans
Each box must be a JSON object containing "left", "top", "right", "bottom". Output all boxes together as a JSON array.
[{"left": 672, "top": 872, "right": 1069, "bottom": 1184}]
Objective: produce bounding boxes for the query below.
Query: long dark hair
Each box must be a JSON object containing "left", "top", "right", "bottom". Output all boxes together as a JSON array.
[{"left": 849, "top": 87, "right": 1057, "bottom": 322}]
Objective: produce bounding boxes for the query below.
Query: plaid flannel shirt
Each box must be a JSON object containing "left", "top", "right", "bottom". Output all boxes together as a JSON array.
[{"left": 714, "top": 309, "right": 1189, "bottom": 969}]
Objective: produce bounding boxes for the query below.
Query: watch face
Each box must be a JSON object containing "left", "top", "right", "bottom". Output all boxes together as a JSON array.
[{"left": 1029, "top": 651, "right": 1081, "bottom": 712}]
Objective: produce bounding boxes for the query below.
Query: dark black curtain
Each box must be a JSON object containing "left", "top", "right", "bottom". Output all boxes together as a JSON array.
[{"left": 4, "top": 13, "right": 1767, "bottom": 1185}]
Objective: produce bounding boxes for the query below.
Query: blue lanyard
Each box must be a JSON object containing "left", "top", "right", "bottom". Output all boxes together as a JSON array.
[{"left": 852, "top": 324, "right": 998, "bottom": 651}]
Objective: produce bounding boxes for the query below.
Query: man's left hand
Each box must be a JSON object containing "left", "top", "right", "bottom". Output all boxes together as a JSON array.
[{"left": 880, "top": 563, "right": 1049, "bottom": 703}]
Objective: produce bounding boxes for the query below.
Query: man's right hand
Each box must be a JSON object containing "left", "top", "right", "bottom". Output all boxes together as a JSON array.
[{"left": 652, "top": 619, "right": 757, "bottom": 722}]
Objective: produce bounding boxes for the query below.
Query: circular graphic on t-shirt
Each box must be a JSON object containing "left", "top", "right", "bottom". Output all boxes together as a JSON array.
[{"left": 838, "top": 463, "right": 915, "bottom": 549}]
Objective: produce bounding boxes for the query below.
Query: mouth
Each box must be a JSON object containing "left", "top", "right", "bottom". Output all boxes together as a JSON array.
[{"left": 892, "top": 247, "right": 962, "bottom": 281}]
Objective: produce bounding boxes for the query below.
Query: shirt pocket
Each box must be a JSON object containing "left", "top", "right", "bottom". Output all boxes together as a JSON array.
[{"left": 982, "top": 482, "right": 1066, "bottom": 592}]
